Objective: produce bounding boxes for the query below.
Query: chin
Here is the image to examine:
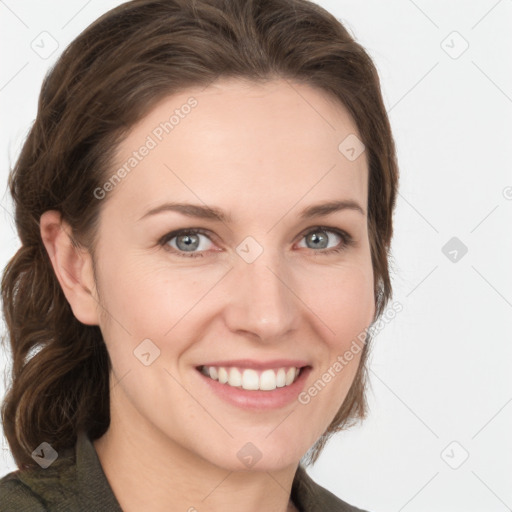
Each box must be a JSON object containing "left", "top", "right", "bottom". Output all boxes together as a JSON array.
[{"left": 207, "top": 438, "right": 308, "bottom": 473}]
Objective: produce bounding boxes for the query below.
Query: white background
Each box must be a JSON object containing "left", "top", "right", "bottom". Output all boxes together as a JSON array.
[{"left": 1, "top": 1, "right": 511, "bottom": 511}]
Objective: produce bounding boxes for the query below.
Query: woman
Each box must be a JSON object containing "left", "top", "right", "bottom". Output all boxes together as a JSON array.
[{"left": 0, "top": 0, "right": 398, "bottom": 510}]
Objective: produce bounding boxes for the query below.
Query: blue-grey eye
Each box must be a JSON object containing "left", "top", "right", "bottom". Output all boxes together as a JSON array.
[
  {"left": 300, "top": 229, "right": 341, "bottom": 250},
  {"left": 167, "top": 231, "right": 214, "bottom": 253},
  {"left": 176, "top": 233, "right": 199, "bottom": 251}
]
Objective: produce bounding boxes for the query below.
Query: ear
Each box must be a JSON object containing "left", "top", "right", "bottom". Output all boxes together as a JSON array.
[{"left": 40, "top": 210, "right": 100, "bottom": 326}]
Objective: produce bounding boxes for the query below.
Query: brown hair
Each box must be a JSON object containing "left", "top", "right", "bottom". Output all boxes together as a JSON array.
[{"left": 1, "top": 0, "right": 398, "bottom": 469}]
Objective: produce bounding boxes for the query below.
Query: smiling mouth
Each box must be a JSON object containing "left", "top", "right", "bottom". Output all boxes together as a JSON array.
[{"left": 197, "top": 365, "right": 306, "bottom": 391}]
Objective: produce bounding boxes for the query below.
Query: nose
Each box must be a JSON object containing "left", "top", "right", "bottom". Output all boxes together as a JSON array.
[{"left": 222, "top": 247, "right": 300, "bottom": 343}]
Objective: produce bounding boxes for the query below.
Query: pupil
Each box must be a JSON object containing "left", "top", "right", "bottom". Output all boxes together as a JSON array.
[
  {"left": 178, "top": 234, "right": 199, "bottom": 251},
  {"left": 309, "top": 231, "right": 327, "bottom": 249}
]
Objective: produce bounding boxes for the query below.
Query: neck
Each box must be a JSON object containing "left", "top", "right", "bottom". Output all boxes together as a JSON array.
[{"left": 93, "top": 390, "right": 300, "bottom": 512}]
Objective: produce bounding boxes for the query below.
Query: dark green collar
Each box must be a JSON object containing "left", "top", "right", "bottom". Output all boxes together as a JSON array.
[{"left": 12, "top": 431, "right": 365, "bottom": 512}]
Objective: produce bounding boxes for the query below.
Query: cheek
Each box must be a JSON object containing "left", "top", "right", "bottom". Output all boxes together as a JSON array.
[
  {"left": 95, "top": 255, "right": 228, "bottom": 343},
  {"left": 305, "top": 260, "right": 375, "bottom": 346},
  {"left": 298, "top": 262, "right": 373, "bottom": 422}
]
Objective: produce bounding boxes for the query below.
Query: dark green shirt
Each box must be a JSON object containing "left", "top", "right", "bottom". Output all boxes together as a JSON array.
[{"left": 0, "top": 432, "right": 369, "bottom": 511}]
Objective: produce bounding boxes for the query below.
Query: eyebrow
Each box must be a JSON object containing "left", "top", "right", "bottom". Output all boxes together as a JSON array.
[{"left": 138, "top": 199, "right": 366, "bottom": 223}]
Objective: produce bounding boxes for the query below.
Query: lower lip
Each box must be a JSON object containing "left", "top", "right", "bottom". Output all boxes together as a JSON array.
[{"left": 196, "top": 367, "right": 312, "bottom": 410}]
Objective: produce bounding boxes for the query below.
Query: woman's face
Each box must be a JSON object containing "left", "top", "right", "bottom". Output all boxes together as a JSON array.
[{"left": 91, "top": 78, "right": 375, "bottom": 470}]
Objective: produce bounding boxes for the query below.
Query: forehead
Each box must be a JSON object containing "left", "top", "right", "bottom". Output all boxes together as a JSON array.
[{"left": 104, "top": 78, "right": 368, "bottom": 223}]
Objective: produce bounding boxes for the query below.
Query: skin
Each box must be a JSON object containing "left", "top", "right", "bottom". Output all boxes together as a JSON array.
[{"left": 40, "top": 78, "right": 375, "bottom": 512}]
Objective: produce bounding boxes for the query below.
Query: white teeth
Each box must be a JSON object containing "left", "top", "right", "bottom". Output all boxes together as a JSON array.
[
  {"left": 201, "top": 365, "right": 302, "bottom": 391},
  {"left": 218, "top": 367, "right": 228, "bottom": 384},
  {"left": 285, "top": 367, "right": 296, "bottom": 386},
  {"left": 260, "top": 369, "right": 277, "bottom": 391},
  {"left": 229, "top": 367, "right": 242, "bottom": 387},
  {"left": 276, "top": 368, "right": 286, "bottom": 388},
  {"left": 242, "top": 369, "right": 259, "bottom": 390}
]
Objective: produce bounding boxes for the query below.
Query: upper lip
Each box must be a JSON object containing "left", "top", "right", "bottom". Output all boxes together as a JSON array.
[{"left": 197, "top": 359, "right": 310, "bottom": 370}]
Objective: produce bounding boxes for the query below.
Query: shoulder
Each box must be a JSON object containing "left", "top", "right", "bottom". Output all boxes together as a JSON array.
[
  {"left": 0, "top": 432, "right": 123, "bottom": 512},
  {"left": 0, "top": 470, "right": 47, "bottom": 511},
  {"left": 292, "top": 465, "right": 371, "bottom": 512},
  {"left": 0, "top": 444, "right": 78, "bottom": 512}
]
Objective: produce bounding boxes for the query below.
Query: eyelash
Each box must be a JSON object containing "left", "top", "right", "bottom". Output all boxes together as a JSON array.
[{"left": 158, "top": 226, "right": 355, "bottom": 259}]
